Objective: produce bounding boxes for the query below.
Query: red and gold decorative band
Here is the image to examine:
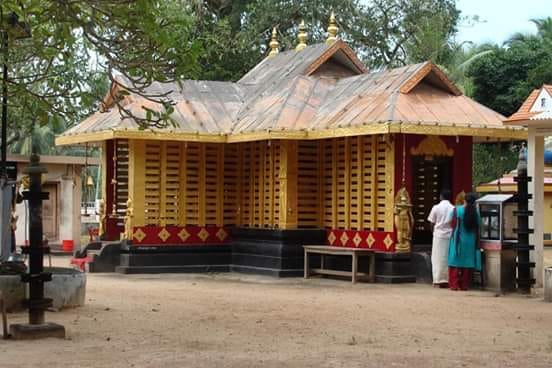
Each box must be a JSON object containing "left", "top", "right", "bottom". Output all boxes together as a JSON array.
[
  {"left": 132, "top": 226, "right": 231, "bottom": 245},
  {"left": 326, "top": 229, "right": 396, "bottom": 252}
]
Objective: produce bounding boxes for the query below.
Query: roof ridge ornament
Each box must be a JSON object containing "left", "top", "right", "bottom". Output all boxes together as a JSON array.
[
  {"left": 268, "top": 27, "right": 279, "bottom": 57},
  {"left": 296, "top": 20, "right": 308, "bottom": 51},
  {"left": 326, "top": 12, "right": 338, "bottom": 45}
]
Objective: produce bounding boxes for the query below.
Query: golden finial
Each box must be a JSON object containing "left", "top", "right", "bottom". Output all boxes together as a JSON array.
[
  {"left": 296, "top": 20, "right": 308, "bottom": 51},
  {"left": 326, "top": 11, "right": 338, "bottom": 45},
  {"left": 268, "top": 27, "right": 280, "bottom": 57}
]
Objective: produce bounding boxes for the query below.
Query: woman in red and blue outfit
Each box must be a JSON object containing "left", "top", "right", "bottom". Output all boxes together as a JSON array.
[{"left": 448, "top": 192, "right": 481, "bottom": 291}]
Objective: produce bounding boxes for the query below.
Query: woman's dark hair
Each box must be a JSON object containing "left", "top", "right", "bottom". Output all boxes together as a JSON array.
[{"left": 463, "top": 192, "right": 479, "bottom": 231}]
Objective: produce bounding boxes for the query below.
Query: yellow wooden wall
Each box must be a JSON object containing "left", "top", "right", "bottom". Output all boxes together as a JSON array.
[
  {"left": 125, "top": 135, "right": 394, "bottom": 232},
  {"left": 298, "top": 135, "right": 395, "bottom": 231},
  {"left": 129, "top": 140, "right": 225, "bottom": 227}
]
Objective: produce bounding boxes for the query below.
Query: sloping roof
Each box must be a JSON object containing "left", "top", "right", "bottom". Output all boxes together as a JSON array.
[
  {"left": 505, "top": 85, "right": 552, "bottom": 124},
  {"left": 57, "top": 41, "right": 525, "bottom": 146},
  {"left": 477, "top": 166, "right": 552, "bottom": 193},
  {"left": 62, "top": 80, "right": 244, "bottom": 136},
  {"left": 504, "top": 89, "right": 541, "bottom": 123}
]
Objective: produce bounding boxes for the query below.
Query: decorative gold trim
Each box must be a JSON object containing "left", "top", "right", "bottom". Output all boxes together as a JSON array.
[
  {"left": 295, "top": 20, "right": 308, "bottom": 51},
  {"left": 268, "top": 27, "right": 280, "bottom": 57},
  {"left": 326, "top": 12, "right": 338, "bottom": 45},
  {"left": 410, "top": 135, "right": 454, "bottom": 158},
  {"left": 55, "top": 122, "right": 527, "bottom": 146}
]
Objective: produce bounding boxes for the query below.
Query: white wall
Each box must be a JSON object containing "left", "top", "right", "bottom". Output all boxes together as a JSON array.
[{"left": 14, "top": 162, "right": 82, "bottom": 249}]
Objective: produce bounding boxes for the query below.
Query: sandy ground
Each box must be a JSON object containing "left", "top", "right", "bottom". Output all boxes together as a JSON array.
[{"left": 1, "top": 254, "right": 552, "bottom": 368}]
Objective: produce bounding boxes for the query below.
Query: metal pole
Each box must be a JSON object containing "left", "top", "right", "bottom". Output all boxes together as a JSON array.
[{"left": 1, "top": 30, "right": 7, "bottom": 176}]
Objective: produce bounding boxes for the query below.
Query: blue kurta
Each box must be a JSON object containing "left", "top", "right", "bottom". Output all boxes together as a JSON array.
[{"left": 448, "top": 206, "right": 481, "bottom": 270}]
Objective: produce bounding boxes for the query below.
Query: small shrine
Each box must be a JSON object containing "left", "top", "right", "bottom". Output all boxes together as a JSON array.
[{"left": 57, "top": 15, "right": 525, "bottom": 280}]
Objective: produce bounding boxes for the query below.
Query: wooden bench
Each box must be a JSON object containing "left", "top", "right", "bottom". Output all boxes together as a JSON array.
[{"left": 303, "top": 245, "right": 376, "bottom": 284}]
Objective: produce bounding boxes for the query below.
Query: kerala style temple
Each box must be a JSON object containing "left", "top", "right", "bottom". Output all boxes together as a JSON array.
[{"left": 57, "top": 17, "right": 525, "bottom": 281}]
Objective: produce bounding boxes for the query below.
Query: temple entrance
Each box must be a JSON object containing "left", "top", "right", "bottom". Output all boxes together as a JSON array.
[{"left": 411, "top": 156, "right": 453, "bottom": 246}]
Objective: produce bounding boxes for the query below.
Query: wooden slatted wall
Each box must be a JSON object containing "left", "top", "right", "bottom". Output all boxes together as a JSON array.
[
  {"left": 223, "top": 144, "right": 240, "bottom": 226},
  {"left": 132, "top": 140, "right": 226, "bottom": 227},
  {"left": 127, "top": 136, "right": 394, "bottom": 231},
  {"left": 114, "top": 139, "right": 129, "bottom": 217},
  {"left": 316, "top": 135, "right": 394, "bottom": 232},
  {"left": 223, "top": 141, "right": 281, "bottom": 228},
  {"left": 297, "top": 141, "right": 320, "bottom": 228},
  {"left": 144, "top": 142, "right": 161, "bottom": 225}
]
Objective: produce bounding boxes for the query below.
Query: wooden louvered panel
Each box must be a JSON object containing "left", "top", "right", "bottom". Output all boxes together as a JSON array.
[
  {"left": 114, "top": 139, "right": 129, "bottom": 217},
  {"left": 362, "top": 135, "right": 376, "bottom": 230},
  {"left": 164, "top": 142, "right": 181, "bottom": 225},
  {"left": 322, "top": 139, "right": 334, "bottom": 228},
  {"left": 185, "top": 143, "right": 201, "bottom": 225},
  {"left": 263, "top": 142, "right": 274, "bottom": 227},
  {"left": 228, "top": 141, "right": 282, "bottom": 229},
  {"left": 297, "top": 141, "right": 320, "bottom": 228},
  {"left": 318, "top": 134, "right": 394, "bottom": 232},
  {"left": 241, "top": 143, "right": 253, "bottom": 226},
  {"left": 204, "top": 144, "right": 222, "bottom": 226},
  {"left": 144, "top": 142, "right": 161, "bottom": 225},
  {"left": 223, "top": 144, "right": 240, "bottom": 226},
  {"left": 376, "top": 135, "right": 388, "bottom": 231},
  {"left": 272, "top": 141, "right": 281, "bottom": 227}
]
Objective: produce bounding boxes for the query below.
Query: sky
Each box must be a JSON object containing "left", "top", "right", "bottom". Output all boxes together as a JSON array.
[{"left": 456, "top": 0, "right": 552, "bottom": 44}]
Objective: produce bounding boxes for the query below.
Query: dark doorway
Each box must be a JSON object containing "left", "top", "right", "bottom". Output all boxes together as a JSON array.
[{"left": 411, "top": 156, "right": 453, "bottom": 248}]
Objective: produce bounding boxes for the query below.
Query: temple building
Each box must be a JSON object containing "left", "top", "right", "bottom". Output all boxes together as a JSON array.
[{"left": 56, "top": 18, "right": 525, "bottom": 280}]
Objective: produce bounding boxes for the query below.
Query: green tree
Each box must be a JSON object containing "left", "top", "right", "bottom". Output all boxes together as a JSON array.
[
  {"left": 1, "top": 0, "right": 203, "bottom": 140},
  {"left": 473, "top": 143, "right": 520, "bottom": 189},
  {"left": 466, "top": 17, "right": 552, "bottom": 117},
  {"left": 189, "top": 0, "right": 460, "bottom": 81}
]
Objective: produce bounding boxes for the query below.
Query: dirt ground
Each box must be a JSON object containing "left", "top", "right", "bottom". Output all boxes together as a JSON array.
[{"left": 2, "top": 254, "right": 552, "bottom": 368}]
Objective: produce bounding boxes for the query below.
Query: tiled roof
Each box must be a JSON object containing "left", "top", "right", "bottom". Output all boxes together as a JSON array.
[
  {"left": 59, "top": 41, "right": 521, "bottom": 144},
  {"left": 504, "top": 89, "right": 541, "bottom": 123}
]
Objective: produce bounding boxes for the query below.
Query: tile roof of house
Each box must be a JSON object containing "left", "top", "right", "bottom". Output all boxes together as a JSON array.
[{"left": 57, "top": 41, "right": 525, "bottom": 145}]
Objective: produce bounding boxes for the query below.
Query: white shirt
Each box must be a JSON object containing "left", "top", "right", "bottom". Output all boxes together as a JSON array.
[{"left": 428, "top": 200, "right": 454, "bottom": 239}]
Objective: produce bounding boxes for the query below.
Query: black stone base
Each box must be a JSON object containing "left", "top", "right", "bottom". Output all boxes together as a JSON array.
[
  {"left": 231, "top": 227, "right": 326, "bottom": 277},
  {"left": 375, "top": 252, "right": 416, "bottom": 283},
  {"left": 116, "top": 244, "right": 231, "bottom": 275},
  {"left": 88, "top": 242, "right": 122, "bottom": 273},
  {"left": 89, "top": 228, "right": 418, "bottom": 282},
  {"left": 9, "top": 322, "right": 65, "bottom": 340},
  {"left": 411, "top": 251, "right": 432, "bottom": 284}
]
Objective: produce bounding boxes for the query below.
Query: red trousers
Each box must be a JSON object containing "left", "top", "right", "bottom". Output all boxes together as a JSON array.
[{"left": 448, "top": 267, "right": 472, "bottom": 290}]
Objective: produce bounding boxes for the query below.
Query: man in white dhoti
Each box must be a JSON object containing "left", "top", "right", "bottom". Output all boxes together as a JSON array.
[{"left": 428, "top": 190, "right": 454, "bottom": 287}]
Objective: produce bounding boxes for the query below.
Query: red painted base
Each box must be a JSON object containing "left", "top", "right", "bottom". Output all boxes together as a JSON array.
[
  {"left": 326, "top": 229, "right": 396, "bottom": 252},
  {"left": 131, "top": 226, "right": 231, "bottom": 245}
]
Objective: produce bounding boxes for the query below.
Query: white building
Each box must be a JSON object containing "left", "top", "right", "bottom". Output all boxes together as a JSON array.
[{"left": 10, "top": 154, "right": 100, "bottom": 251}]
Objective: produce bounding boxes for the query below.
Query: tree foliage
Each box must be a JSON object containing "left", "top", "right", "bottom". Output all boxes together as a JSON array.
[
  {"left": 466, "top": 17, "right": 552, "bottom": 117},
  {"left": 190, "top": 0, "right": 460, "bottom": 80},
  {"left": 1, "top": 0, "right": 203, "bottom": 143}
]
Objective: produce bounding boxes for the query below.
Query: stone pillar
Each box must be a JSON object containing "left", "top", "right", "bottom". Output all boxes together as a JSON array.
[{"left": 528, "top": 131, "right": 544, "bottom": 287}]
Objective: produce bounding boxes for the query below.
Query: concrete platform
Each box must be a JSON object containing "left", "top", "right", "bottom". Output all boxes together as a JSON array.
[{"left": 9, "top": 322, "right": 65, "bottom": 340}]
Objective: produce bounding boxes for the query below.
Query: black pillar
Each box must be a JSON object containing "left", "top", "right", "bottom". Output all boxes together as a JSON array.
[
  {"left": 514, "top": 149, "right": 536, "bottom": 294},
  {"left": 21, "top": 154, "right": 51, "bottom": 324}
]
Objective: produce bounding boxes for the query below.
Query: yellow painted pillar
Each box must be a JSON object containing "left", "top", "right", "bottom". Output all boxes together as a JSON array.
[
  {"left": 128, "top": 140, "right": 146, "bottom": 227},
  {"left": 278, "top": 140, "right": 298, "bottom": 229}
]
